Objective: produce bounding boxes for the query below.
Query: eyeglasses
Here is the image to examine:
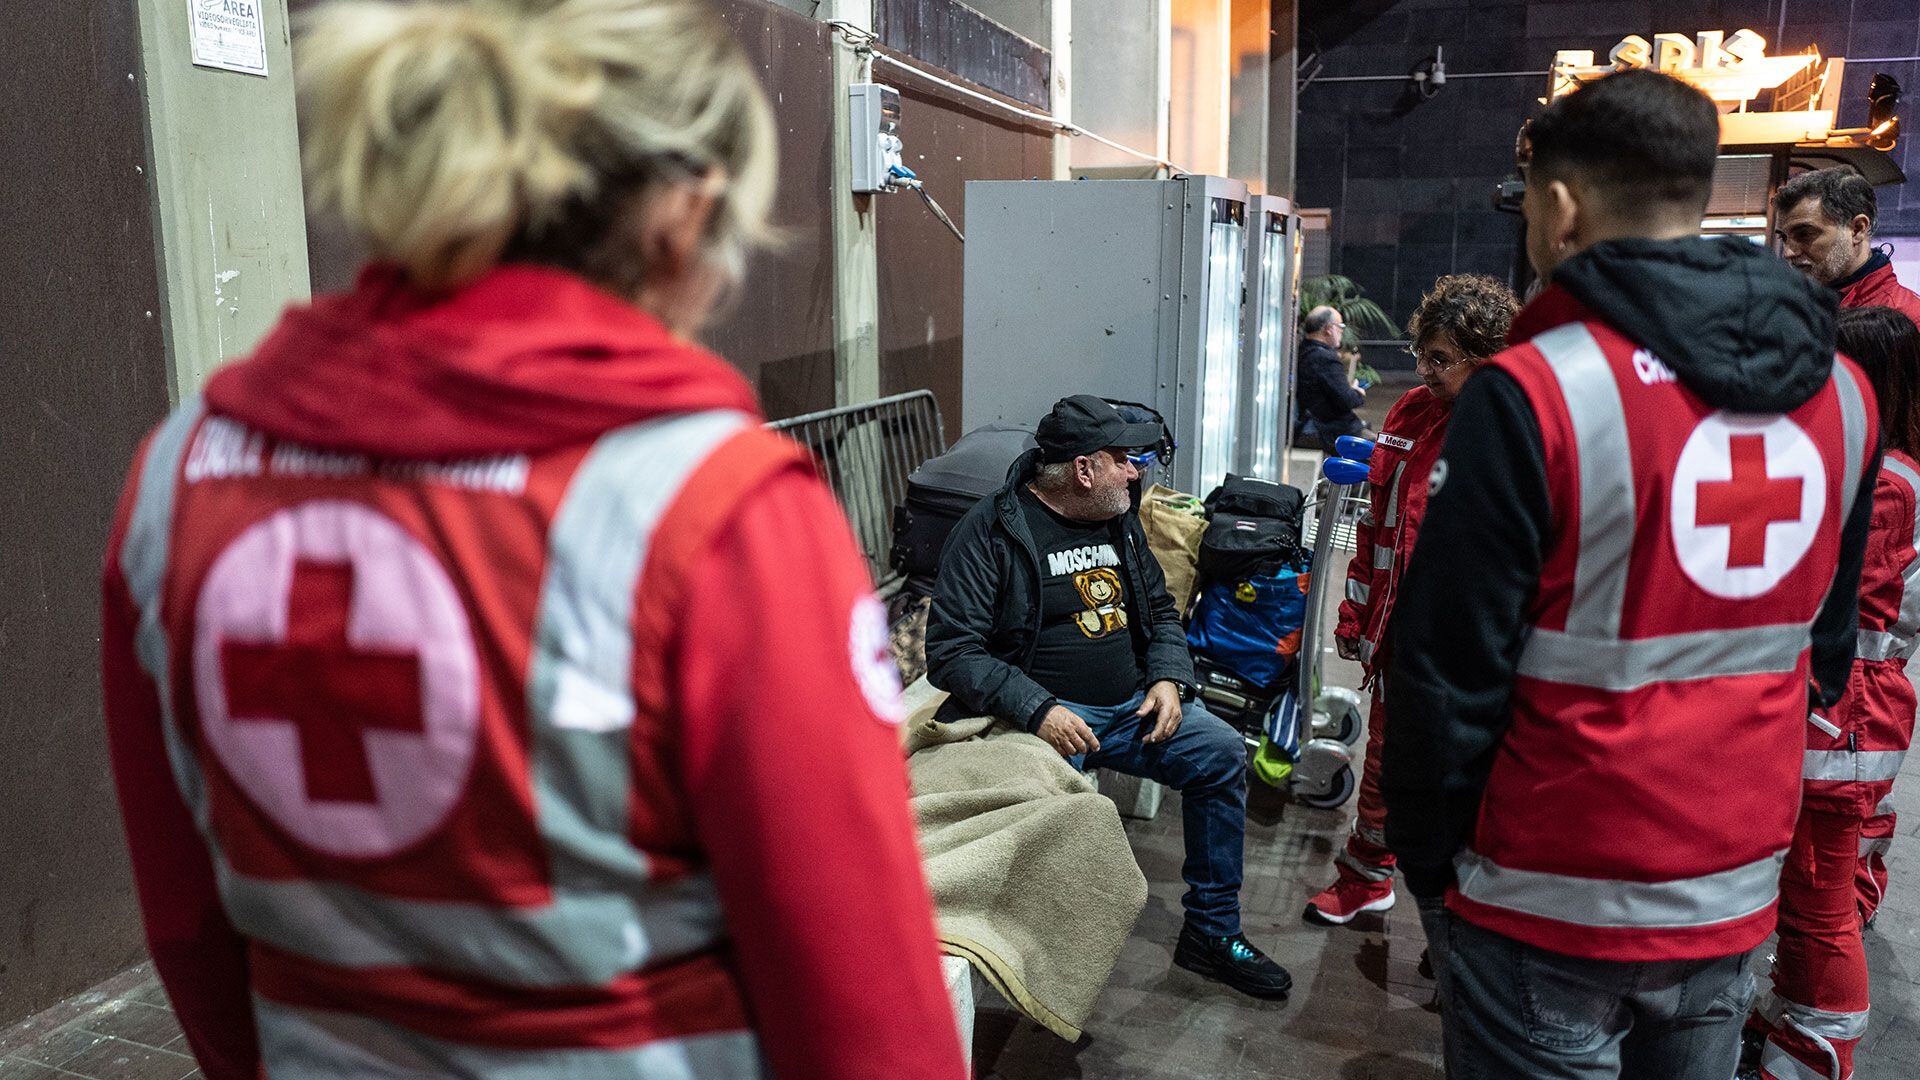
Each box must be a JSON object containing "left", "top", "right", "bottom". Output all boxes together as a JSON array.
[
  {"left": 1123, "top": 448, "right": 1161, "bottom": 469},
  {"left": 1407, "top": 346, "right": 1471, "bottom": 370}
]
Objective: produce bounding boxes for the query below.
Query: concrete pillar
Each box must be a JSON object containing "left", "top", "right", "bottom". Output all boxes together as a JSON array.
[
  {"left": 1051, "top": 0, "right": 1073, "bottom": 180},
  {"left": 1067, "top": 0, "right": 1169, "bottom": 177},
  {"left": 821, "top": 0, "right": 882, "bottom": 407},
  {"left": 135, "top": 0, "right": 311, "bottom": 401},
  {"left": 1267, "top": 0, "right": 1297, "bottom": 197},
  {"left": 1227, "top": 0, "right": 1270, "bottom": 190}
]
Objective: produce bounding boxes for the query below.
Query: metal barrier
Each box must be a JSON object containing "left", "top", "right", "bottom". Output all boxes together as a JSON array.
[{"left": 769, "top": 390, "right": 947, "bottom": 590}]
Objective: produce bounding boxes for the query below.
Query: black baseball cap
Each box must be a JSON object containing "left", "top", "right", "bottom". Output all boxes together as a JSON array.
[{"left": 1036, "top": 395, "right": 1163, "bottom": 463}]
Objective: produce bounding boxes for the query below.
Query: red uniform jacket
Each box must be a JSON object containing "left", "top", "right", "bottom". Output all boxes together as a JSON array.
[
  {"left": 1837, "top": 258, "right": 1920, "bottom": 326},
  {"left": 1335, "top": 384, "right": 1451, "bottom": 675},
  {"left": 101, "top": 264, "right": 966, "bottom": 1079},
  {"left": 1806, "top": 448, "right": 1920, "bottom": 816},
  {"left": 1448, "top": 301, "right": 1875, "bottom": 962}
]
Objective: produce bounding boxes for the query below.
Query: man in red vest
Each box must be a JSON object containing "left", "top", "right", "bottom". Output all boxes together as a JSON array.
[
  {"left": 1776, "top": 166, "right": 1920, "bottom": 326},
  {"left": 1383, "top": 70, "right": 1878, "bottom": 1079}
]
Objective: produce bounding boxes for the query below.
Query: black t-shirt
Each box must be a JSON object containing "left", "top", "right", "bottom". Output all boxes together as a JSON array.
[{"left": 1017, "top": 487, "right": 1143, "bottom": 707}]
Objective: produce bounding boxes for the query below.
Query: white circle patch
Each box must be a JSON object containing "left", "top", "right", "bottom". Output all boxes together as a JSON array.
[
  {"left": 193, "top": 500, "right": 481, "bottom": 858},
  {"left": 850, "top": 593, "right": 905, "bottom": 725},
  {"left": 1669, "top": 413, "right": 1826, "bottom": 599}
]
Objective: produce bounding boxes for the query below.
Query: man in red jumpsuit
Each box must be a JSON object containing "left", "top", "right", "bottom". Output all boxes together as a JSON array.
[
  {"left": 1305, "top": 274, "right": 1519, "bottom": 926},
  {"left": 1777, "top": 167, "right": 1920, "bottom": 923}
]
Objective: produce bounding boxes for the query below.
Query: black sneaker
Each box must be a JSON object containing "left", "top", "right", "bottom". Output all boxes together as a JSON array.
[{"left": 1173, "top": 924, "right": 1292, "bottom": 999}]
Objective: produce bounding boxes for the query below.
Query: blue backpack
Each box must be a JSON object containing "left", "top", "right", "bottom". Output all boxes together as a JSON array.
[{"left": 1185, "top": 557, "right": 1312, "bottom": 689}]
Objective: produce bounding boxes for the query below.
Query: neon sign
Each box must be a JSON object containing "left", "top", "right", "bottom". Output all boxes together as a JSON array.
[{"left": 1551, "top": 30, "right": 1818, "bottom": 104}]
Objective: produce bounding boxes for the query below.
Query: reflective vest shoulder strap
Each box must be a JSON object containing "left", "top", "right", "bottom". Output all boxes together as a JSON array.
[
  {"left": 1879, "top": 456, "right": 1920, "bottom": 643},
  {"left": 1530, "top": 323, "right": 1635, "bottom": 640}
]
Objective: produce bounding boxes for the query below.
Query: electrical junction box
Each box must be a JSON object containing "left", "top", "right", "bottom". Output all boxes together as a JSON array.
[{"left": 849, "top": 83, "right": 904, "bottom": 193}]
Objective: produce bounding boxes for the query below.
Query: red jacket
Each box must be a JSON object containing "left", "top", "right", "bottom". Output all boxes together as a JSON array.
[
  {"left": 101, "top": 264, "right": 966, "bottom": 1079},
  {"left": 1335, "top": 384, "right": 1451, "bottom": 675},
  {"left": 1837, "top": 258, "right": 1920, "bottom": 326},
  {"left": 1446, "top": 302, "right": 1875, "bottom": 962},
  {"left": 1806, "top": 448, "right": 1920, "bottom": 816}
]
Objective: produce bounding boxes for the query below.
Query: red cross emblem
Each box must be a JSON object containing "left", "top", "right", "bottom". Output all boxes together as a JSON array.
[
  {"left": 221, "top": 560, "right": 426, "bottom": 804},
  {"left": 1671, "top": 415, "right": 1825, "bottom": 600},
  {"left": 1692, "top": 435, "right": 1805, "bottom": 569},
  {"left": 194, "top": 501, "right": 480, "bottom": 858}
]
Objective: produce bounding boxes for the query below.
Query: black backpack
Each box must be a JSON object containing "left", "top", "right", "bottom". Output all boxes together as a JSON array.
[
  {"left": 1204, "top": 474, "right": 1305, "bottom": 531},
  {"left": 1197, "top": 514, "right": 1301, "bottom": 586},
  {"left": 891, "top": 423, "right": 1037, "bottom": 584}
]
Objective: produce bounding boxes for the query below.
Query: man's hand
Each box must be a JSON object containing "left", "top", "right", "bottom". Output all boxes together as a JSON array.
[
  {"left": 1137, "top": 680, "right": 1185, "bottom": 744},
  {"left": 1037, "top": 705, "right": 1101, "bottom": 757},
  {"left": 1336, "top": 635, "right": 1363, "bottom": 661}
]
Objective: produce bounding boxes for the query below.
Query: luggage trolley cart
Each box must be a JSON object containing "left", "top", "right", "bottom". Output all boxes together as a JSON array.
[
  {"left": 1189, "top": 445, "right": 1371, "bottom": 809},
  {"left": 1273, "top": 443, "right": 1378, "bottom": 807}
]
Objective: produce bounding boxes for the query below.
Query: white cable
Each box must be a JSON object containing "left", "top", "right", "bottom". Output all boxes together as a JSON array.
[{"left": 858, "top": 44, "right": 1186, "bottom": 172}]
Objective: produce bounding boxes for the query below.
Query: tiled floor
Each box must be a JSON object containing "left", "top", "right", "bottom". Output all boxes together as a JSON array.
[{"left": 6, "top": 438, "right": 1918, "bottom": 1079}]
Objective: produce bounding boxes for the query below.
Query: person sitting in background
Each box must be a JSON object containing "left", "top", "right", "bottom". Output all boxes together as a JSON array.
[
  {"left": 1304, "top": 274, "right": 1519, "bottom": 929},
  {"left": 925, "top": 394, "right": 1293, "bottom": 1000},
  {"left": 1297, "top": 306, "right": 1369, "bottom": 451},
  {"left": 1776, "top": 167, "right": 1920, "bottom": 323}
]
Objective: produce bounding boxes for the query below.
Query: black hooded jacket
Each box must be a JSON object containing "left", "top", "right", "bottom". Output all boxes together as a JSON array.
[
  {"left": 1381, "top": 237, "right": 1878, "bottom": 899},
  {"left": 924, "top": 448, "right": 1195, "bottom": 728}
]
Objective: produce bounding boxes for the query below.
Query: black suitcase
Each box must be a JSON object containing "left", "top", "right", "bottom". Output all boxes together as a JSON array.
[
  {"left": 891, "top": 422, "right": 1037, "bottom": 583},
  {"left": 1196, "top": 513, "right": 1302, "bottom": 587}
]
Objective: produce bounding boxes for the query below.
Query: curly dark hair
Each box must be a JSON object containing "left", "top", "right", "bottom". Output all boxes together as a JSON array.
[
  {"left": 1407, "top": 274, "right": 1520, "bottom": 361},
  {"left": 1837, "top": 306, "right": 1920, "bottom": 458}
]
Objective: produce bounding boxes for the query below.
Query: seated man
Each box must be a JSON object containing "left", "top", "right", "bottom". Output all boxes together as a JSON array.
[
  {"left": 925, "top": 394, "right": 1291, "bottom": 999},
  {"left": 1297, "top": 305, "right": 1369, "bottom": 451}
]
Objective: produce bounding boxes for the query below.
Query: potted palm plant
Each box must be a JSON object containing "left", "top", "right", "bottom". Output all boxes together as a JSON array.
[{"left": 1299, "top": 274, "right": 1397, "bottom": 384}]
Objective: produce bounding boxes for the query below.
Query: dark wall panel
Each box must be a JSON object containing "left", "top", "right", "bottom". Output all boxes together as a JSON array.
[
  {"left": 876, "top": 55, "right": 1053, "bottom": 435},
  {"left": 0, "top": 4, "right": 171, "bottom": 1022},
  {"left": 296, "top": 0, "right": 840, "bottom": 422},
  {"left": 710, "top": 0, "right": 839, "bottom": 421},
  {"left": 1298, "top": 1, "right": 1920, "bottom": 334}
]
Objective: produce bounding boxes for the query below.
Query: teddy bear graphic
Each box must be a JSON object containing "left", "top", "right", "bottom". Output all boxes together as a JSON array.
[{"left": 1070, "top": 567, "right": 1128, "bottom": 639}]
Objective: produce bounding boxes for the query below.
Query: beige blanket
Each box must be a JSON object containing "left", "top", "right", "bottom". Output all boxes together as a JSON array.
[{"left": 905, "top": 694, "right": 1148, "bottom": 1041}]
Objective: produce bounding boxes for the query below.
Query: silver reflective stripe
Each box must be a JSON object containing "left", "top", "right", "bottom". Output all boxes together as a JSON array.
[
  {"left": 1803, "top": 748, "right": 1907, "bottom": 783},
  {"left": 1516, "top": 623, "right": 1810, "bottom": 692},
  {"left": 1358, "top": 638, "right": 1377, "bottom": 664},
  {"left": 220, "top": 866, "right": 724, "bottom": 986},
  {"left": 1834, "top": 360, "right": 1869, "bottom": 524},
  {"left": 1855, "top": 629, "right": 1918, "bottom": 662},
  {"left": 1880, "top": 457, "right": 1920, "bottom": 640},
  {"left": 1381, "top": 460, "right": 1408, "bottom": 529},
  {"left": 1874, "top": 793, "right": 1897, "bottom": 816},
  {"left": 255, "top": 997, "right": 764, "bottom": 1079},
  {"left": 1335, "top": 846, "right": 1395, "bottom": 882},
  {"left": 211, "top": 411, "right": 748, "bottom": 987},
  {"left": 1354, "top": 823, "right": 1387, "bottom": 848},
  {"left": 1776, "top": 997, "right": 1871, "bottom": 1041},
  {"left": 1807, "top": 712, "right": 1843, "bottom": 738},
  {"left": 1346, "top": 578, "right": 1370, "bottom": 604},
  {"left": 1535, "top": 323, "right": 1635, "bottom": 641},
  {"left": 1761, "top": 1039, "right": 1843, "bottom": 1080},
  {"left": 121, "top": 401, "right": 212, "bottom": 829},
  {"left": 1453, "top": 847, "right": 1785, "bottom": 929},
  {"left": 1372, "top": 544, "right": 1394, "bottom": 570}
]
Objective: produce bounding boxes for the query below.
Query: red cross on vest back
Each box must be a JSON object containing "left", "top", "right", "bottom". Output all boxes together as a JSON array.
[
  {"left": 1695, "top": 434, "right": 1804, "bottom": 569},
  {"left": 221, "top": 560, "right": 426, "bottom": 804}
]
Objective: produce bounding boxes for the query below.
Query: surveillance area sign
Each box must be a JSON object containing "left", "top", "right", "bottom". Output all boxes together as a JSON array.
[{"left": 189, "top": 0, "right": 268, "bottom": 77}]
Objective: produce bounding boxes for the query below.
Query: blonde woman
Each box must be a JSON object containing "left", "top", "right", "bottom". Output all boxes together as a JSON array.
[{"left": 99, "top": 2, "right": 966, "bottom": 1076}]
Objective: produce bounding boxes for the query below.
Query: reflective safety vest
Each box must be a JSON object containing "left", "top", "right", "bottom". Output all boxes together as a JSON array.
[
  {"left": 1804, "top": 448, "right": 1920, "bottom": 817},
  {"left": 117, "top": 400, "right": 803, "bottom": 1074},
  {"left": 1446, "top": 319, "right": 1877, "bottom": 963}
]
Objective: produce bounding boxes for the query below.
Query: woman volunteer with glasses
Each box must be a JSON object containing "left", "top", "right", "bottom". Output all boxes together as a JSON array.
[{"left": 1304, "top": 274, "right": 1519, "bottom": 929}]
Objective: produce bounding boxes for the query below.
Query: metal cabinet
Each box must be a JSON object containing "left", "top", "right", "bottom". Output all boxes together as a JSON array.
[{"left": 961, "top": 176, "right": 1252, "bottom": 496}]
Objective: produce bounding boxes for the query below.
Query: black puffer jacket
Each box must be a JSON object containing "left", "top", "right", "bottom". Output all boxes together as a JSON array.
[{"left": 925, "top": 448, "right": 1195, "bottom": 728}]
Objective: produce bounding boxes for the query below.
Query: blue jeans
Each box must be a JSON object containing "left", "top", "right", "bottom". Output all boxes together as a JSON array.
[
  {"left": 1062, "top": 691, "right": 1248, "bottom": 937},
  {"left": 1437, "top": 915, "right": 1756, "bottom": 1079}
]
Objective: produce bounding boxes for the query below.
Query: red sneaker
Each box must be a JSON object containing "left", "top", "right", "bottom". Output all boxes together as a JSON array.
[{"left": 1303, "top": 872, "right": 1396, "bottom": 925}]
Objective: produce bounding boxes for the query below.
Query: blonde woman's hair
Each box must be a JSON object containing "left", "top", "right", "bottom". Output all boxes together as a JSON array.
[{"left": 297, "top": 0, "right": 777, "bottom": 291}]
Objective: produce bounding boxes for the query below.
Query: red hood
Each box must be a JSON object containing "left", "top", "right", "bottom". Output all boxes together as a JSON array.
[{"left": 203, "top": 263, "right": 762, "bottom": 459}]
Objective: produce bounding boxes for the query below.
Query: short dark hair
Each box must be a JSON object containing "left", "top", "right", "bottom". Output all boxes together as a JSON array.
[
  {"left": 1302, "top": 307, "right": 1338, "bottom": 335},
  {"left": 1837, "top": 306, "right": 1920, "bottom": 457},
  {"left": 1527, "top": 69, "right": 1719, "bottom": 215},
  {"left": 1775, "top": 167, "right": 1878, "bottom": 229},
  {"left": 1409, "top": 274, "right": 1521, "bottom": 360}
]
